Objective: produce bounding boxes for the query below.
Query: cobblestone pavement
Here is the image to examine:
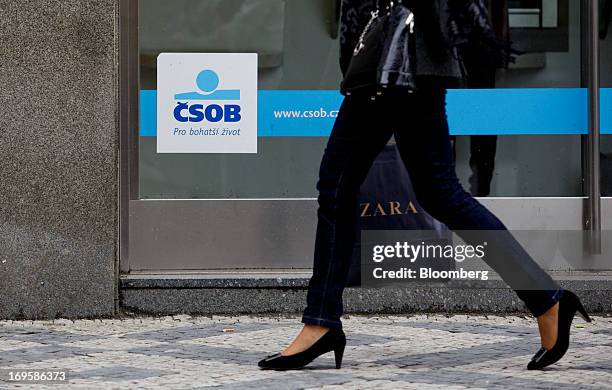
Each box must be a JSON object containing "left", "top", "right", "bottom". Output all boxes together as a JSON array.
[{"left": 0, "top": 315, "right": 610, "bottom": 389}]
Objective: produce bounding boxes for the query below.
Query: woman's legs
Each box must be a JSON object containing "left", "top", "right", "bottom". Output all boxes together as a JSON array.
[
  {"left": 393, "top": 88, "right": 562, "bottom": 318},
  {"left": 289, "top": 86, "right": 561, "bottom": 358},
  {"left": 283, "top": 95, "right": 393, "bottom": 356},
  {"left": 301, "top": 95, "right": 394, "bottom": 330}
]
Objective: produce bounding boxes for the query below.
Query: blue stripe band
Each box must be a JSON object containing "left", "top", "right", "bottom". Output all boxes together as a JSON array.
[{"left": 140, "top": 89, "right": 612, "bottom": 137}]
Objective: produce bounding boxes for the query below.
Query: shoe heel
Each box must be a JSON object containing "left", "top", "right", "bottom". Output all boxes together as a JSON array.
[
  {"left": 576, "top": 299, "right": 592, "bottom": 323},
  {"left": 334, "top": 344, "right": 345, "bottom": 369}
]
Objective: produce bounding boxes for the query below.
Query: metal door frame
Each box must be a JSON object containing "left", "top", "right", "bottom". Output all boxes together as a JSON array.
[
  {"left": 582, "top": 0, "right": 602, "bottom": 252},
  {"left": 119, "top": 0, "right": 139, "bottom": 273}
]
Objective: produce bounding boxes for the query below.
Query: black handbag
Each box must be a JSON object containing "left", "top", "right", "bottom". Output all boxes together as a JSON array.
[{"left": 340, "top": 0, "right": 417, "bottom": 96}]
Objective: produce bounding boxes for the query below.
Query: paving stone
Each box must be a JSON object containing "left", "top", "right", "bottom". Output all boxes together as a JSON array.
[{"left": 0, "top": 315, "right": 610, "bottom": 389}]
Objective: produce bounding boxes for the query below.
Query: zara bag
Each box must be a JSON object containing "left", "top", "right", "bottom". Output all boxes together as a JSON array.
[{"left": 340, "top": 0, "right": 418, "bottom": 96}]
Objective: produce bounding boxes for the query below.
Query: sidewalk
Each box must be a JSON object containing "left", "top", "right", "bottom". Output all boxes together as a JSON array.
[{"left": 1, "top": 315, "right": 610, "bottom": 389}]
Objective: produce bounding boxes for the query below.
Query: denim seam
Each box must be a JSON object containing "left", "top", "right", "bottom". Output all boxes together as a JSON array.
[
  {"left": 316, "top": 167, "right": 347, "bottom": 322},
  {"left": 550, "top": 288, "right": 563, "bottom": 304},
  {"left": 530, "top": 289, "right": 562, "bottom": 317},
  {"left": 302, "top": 315, "right": 342, "bottom": 324}
]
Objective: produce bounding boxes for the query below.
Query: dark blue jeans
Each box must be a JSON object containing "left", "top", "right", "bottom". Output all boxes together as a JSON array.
[{"left": 302, "top": 88, "right": 561, "bottom": 330}]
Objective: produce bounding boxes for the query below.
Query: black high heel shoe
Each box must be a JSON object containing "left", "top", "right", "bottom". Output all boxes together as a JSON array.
[
  {"left": 527, "top": 290, "right": 591, "bottom": 370},
  {"left": 258, "top": 329, "right": 346, "bottom": 370}
]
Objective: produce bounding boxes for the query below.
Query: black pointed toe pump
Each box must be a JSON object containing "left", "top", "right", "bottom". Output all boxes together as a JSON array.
[
  {"left": 527, "top": 290, "right": 591, "bottom": 370},
  {"left": 258, "top": 329, "right": 346, "bottom": 371}
]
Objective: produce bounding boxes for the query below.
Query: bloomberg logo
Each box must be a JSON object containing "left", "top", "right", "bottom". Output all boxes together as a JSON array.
[
  {"left": 157, "top": 53, "right": 258, "bottom": 154},
  {"left": 173, "top": 69, "right": 242, "bottom": 124}
]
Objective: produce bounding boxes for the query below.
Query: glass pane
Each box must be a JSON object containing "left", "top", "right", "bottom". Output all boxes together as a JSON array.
[
  {"left": 454, "top": 0, "right": 583, "bottom": 197},
  {"left": 139, "top": 0, "right": 586, "bottom": 199},
  {"left": 139, "top": 0, "right": 337, "bottom": 199}
]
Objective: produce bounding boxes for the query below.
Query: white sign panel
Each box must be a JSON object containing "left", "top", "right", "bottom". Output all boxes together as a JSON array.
[{"left": 156, "top": 53, "right": 258, "bottom": 153}]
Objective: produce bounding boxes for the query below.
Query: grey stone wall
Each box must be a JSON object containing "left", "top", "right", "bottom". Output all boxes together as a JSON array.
[{"left": 0, "top": 0, "right": 118, "bottom": 319}]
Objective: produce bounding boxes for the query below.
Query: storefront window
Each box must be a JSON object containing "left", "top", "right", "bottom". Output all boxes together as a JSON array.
[
  {"left": 124, "top": 0, "right": 610, "bottom": 273},
  {"left": 138, "top": 0, "right": 589, "bottom": 199}
]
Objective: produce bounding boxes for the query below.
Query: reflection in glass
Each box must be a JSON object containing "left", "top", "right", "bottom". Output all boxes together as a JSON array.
[{"left": 139, "top": 0, "right": 586, "bottom": 199}]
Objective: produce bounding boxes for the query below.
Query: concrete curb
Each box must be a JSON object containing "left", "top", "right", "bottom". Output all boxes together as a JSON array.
[{"left": 120, "top": 273, "right": 612, "bottom": 316}]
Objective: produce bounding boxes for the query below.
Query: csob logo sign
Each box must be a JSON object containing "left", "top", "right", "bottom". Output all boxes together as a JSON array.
[
  {"left": 172, "top": 69, "right": 242, "bottom": 124},
  {"left": 157, "top": 53, "right": 258, "bottom": 154}
]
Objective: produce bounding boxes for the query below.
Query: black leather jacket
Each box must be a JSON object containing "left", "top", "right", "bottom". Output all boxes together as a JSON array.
[{"left": 339, "top": 0, "right": 503, "bottom": 85}]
